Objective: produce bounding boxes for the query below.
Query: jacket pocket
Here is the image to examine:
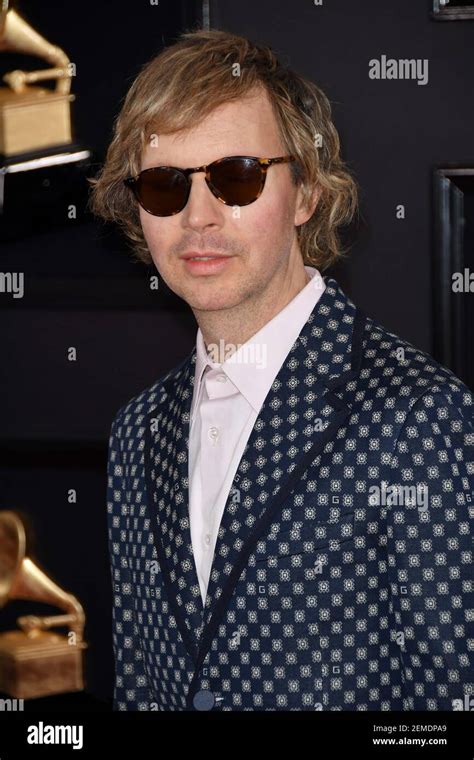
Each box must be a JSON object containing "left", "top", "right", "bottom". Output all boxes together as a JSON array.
[{"left": 254, "top": 511, "right": 355, "bottom": 563}]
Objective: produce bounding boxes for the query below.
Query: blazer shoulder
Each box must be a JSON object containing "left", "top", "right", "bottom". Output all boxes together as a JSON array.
[
  {"left": 359, "top": 313, "right": 473, "bottom": 411},
  {"left": 110, "top": 349, "right": 195, "bottom": 433}
]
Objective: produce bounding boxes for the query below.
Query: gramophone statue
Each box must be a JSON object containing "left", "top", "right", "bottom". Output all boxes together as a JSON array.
[
  {"left": 0, "top": 1, "right": 92, "bottom": 238},
  {"left": 0, "top": 0, "right": 74, "bottom": 155},
  {"left": 0, "top": 511, "right": 88, "bottom": 699}
]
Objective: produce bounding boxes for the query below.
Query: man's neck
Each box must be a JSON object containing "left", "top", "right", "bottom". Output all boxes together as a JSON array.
[{"left": 196, "top": 262, "right": 311, "bottom": 363}]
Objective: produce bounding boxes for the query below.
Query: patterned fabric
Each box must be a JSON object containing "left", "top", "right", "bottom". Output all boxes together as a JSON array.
[{"left": 107, "top": 277, "right": 473, "bottom": 711}]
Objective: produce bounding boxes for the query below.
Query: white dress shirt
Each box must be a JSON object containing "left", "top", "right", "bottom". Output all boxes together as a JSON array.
[{"left": 188, "top": 265, "right": 326, "bottom": 606}]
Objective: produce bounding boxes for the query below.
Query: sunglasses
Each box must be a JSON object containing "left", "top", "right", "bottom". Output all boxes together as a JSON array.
[{"left": 123, "top": 154, "right": 296, "bottom": 217}]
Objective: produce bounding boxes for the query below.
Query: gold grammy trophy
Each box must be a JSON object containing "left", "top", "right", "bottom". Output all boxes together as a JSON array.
[
  {"left": 0, "top": 0, "right": 74, "bottom": 156},
  {"left": 0, "top": 511, "right": 87, "bottom": 699}
]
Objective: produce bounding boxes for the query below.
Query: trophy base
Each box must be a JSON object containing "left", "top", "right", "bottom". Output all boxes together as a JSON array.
[
  {"left": 0, "top": 86, "right": 74, "bottom": 157},
  {"left": 0, "top": 629, "right": 87, "bottom": 700}
]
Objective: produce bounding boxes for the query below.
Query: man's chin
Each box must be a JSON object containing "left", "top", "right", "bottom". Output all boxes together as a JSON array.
[
  {"left": 183, "top": 284, "right": 249, "bottom": 313},
  {"left": 188, "top": 295, "right": 241, "bottom": 312}
]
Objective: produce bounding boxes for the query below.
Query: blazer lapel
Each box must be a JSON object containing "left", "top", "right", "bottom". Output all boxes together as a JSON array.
[{"left": 144, "top": 351, "right": 204, "bottom": 665}]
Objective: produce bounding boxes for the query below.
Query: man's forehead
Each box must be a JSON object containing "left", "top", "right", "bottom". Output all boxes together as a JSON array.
[{"left": 141, "top": 97, "right": 281, "bottom": 167}]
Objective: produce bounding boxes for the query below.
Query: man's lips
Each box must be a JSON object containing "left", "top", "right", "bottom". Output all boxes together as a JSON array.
[
  {"left": 180, "top": 252, "right": 235, "bottom": 275},
  {"left": 180, "top": 252, "right": 234, "bottom": 260}
]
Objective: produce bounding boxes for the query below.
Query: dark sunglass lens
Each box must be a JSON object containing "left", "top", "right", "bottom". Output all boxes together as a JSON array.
[
  {"left": 136, "top": 168, "right": 188, "bottom": 216},
  {"left": 210, "top": 158, "right": 263, "bottom": 205}
]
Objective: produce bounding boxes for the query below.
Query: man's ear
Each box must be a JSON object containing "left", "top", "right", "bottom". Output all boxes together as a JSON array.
[{"left": 294, "top": 182, "right": 321, "bottom": 227}]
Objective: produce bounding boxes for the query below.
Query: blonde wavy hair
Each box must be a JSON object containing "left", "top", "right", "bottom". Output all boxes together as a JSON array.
[{"left": 88, "top": 28, "right": 359, "bottom": 271}]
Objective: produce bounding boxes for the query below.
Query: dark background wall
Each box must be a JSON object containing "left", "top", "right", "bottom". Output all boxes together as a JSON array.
[
  {"left": 207, "top": 0, "right": 473, "bottom": 355},
  {"left": 0, "top": 0, "right": 472, "bottom": 706}
]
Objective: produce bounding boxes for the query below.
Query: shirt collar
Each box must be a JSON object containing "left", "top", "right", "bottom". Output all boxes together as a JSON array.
[{"left": 191, "top": 265, "right": 325, "bottom": 422}]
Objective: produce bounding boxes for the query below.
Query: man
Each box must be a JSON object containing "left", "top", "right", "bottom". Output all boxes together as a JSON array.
[{"left": 91, "top": 29, "right": 473, "bottom": 711}]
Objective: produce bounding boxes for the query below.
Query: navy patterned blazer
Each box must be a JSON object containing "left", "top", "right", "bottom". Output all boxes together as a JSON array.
[{"left": 106, "top": 277, "right": 473, "bottom": 711}]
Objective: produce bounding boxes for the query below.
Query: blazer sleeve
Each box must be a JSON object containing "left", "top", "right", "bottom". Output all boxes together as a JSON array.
[
  {"left": 385, "top": 384, "right": 474, "bottom": 710},
  {"left": 106, "top": 414, "right": 154, "bottom": 710}
]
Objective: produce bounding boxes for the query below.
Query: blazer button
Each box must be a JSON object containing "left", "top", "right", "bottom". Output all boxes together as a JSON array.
[{"left": 192, "top": 689, "right": 215, "bottom": 711}]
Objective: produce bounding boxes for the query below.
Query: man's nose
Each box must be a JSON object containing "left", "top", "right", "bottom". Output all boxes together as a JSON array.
[{"left": 182, "top": 172, "right": 224, "bottom": 230}]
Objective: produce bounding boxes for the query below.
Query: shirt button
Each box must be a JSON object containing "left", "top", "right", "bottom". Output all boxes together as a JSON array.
[
  {"left": 204, "top": 533, "right": 211, "bottom": 545},
  {"left": 208, "top": 426, "right": 219, "bottom": 441},
  {"left": 216, "top": 374, "right": 227, "bottom": 382}
]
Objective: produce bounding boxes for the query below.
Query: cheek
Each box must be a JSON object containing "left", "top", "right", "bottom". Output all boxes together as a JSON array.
[
  {"left": 139, "top": 211, "right": 175, "bottom": 265},
  {"left": 244, "top": 190, "right": 295, "bottom": 244}
]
